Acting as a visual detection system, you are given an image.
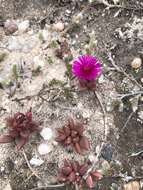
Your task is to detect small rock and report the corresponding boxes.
[101,143,113,161]
[38,143,53,155]
[33,56,45,69]
[113,0,120,4]
[101,160,111,175]
[4,20,18,35]
[88,154,96,163]
[141,77,143,83]
[131,57,142,69]
[52,141,58,146]
[53,22,64,31]
[98,74,105,84]
[30,157,44,166]
[40,128,53,140]
[38,30,49,41]
[1,166,5,172]
[18,20,29,33]
[72,13,83,24]
[4,184,12,190]
[138,111,143,120]
[123,181,140,190]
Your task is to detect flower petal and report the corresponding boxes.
[71,161,79,172]
[15,137,28,150]
[79,136,90,151]
[20,130,30,138]
[74,142,82,154]
[64,159,72,167]
[68,118,75,130]
[62,167,72,175]
[0,135,14,143]
[68,171,76,182]
[86,175,94,188]
[79,164,88,175]
[64,137,72,145]
[75,123,84,135]
[63,126,71,136]
[91,171,103,180]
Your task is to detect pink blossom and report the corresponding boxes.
[72,55,101,81]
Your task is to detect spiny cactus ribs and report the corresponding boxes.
[0,112,39,149]
[58,159,103,188]
[56,118,90,154]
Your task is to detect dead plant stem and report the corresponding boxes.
[107,52,143,89]
[22,148,41,180]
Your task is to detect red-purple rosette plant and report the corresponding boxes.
[0,112,39,150]
[58,159,103,189]
[72,55,102,91]
[55,118,90,154]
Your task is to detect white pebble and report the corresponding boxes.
[38,143,53,155]
[53,22,64,31]
[40,128,53,140]
[88,154,96,162]
[72,13,83,24]
[1,166,5,172]
[131,57,142,69]
[4,184,12,190]
[138,111,143,120]
[52,141,58,146]
[30,157,44,166]
[18,20,30,33]
[33,56,45,69]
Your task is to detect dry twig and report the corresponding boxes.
[83,142,104,179]
[94,91,107,141]
[107,52,143,89]
[116,91,143,99]
[121,112,134,133]
[129,150,143,157]
[22,148,41,180]
[90,0,143,10]
[30,183,65,190]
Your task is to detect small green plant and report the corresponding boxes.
[49,78,64,87]
[63,87,73,100]
[48,40,58,48]
[0,52,7,62]
[32,66,41,76]
[38,32,44,42]
[12,64,18,80]
[46,56,53,65]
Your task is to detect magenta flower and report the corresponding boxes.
[72,55,101,81]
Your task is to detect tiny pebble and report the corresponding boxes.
[4,20,18,35]
[38,143,53,155]
[18,20,30,33]
[131,57,142,69]
[1,166,5,172]
[30,157,44,166]
[53,22,64,31]
[40,128,53,140]
[88,154,96,162]
[4,184,12,190]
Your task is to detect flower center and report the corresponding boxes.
[83,65,90,71]
[83,65,92,74]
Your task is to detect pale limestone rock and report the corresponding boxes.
[40,128,53,140]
